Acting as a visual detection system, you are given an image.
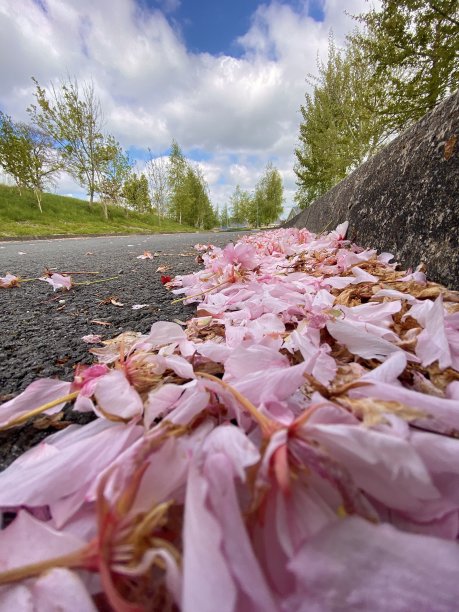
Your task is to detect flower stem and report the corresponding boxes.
[171,280,230,304]
[196,372,277,437]
[0,545,94,586]
[0,391,79,431]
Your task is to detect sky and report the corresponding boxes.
[0,0,374,217]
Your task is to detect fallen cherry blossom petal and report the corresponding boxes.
[1,222,459,611]
[39,273,72,291]
[0,379,72,429]
[81,334,102,344]
[0,274,20,288]
[288,516,459,611]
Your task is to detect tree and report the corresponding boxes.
[294,35,388,208]
[0,112,61,212]
[166,141,217,229]
[122,173,151,214]
[145,151,169,223]
[28,77,105,203]
[253,163,284,226]
[185,164,216,229]
[96,136,132,218]
[229,185,252,225]
[220,204,229,228]
[351,0,459,133]
[167,140,189,224]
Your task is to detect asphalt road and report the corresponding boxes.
[0,231,247,397]
[0,231,250,469]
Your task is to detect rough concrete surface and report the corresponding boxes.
[285,91,459,288]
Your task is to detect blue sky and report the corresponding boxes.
[147,0,326,56]
[0,0,370,215]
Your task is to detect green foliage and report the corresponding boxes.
[123,173,151,214]
[351,0,459,132]
[294,36,387,208]
[167,140,189,225]
[253,162,284,226]
[167,141,217,229]
[96,136,133,217]
[0,112,62,212]
[219,204,229,227]
[0,184,194,237]
[229,185,252,225]
[28,77,106,203]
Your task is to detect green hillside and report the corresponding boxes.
[0,185,195,238]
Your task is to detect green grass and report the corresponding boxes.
[0,184,195,238]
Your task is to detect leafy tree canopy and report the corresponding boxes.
[0,112,61,212]
[294,35,388,208]
[350,0,459,132]
[28,77,106,203]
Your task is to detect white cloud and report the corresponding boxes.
[0,0,373,216]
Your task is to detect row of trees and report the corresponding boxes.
[0,77,284,229]
[0,79,135,217]
[294,0,459,208]
[220,163,284,228]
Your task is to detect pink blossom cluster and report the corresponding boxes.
[1,223,459,610]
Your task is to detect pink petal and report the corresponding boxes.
[32,569,97,612]
[414,296,452,369]
[0,379,72,428]
[40,273,72,291]
[288,516,459,611]
[94,369,143,419]
[0,419,142,509]
[350,379,459,434]
[0,510,85,572]
[308,423,440,515]
[144,383,185,427]
[145,321,187,347]
[232,362,307,405]
[0,273,20,288]
[225,344,289,379]
[327,318,408,362]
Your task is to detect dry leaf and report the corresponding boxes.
[137,251,153,259]
[156,265,170,273]
[33,412,67,430]
[444,135,457,160]
[338,396,425,427]
[90,320,112,326]
[89,331,142,363]
[110,299,124,307]
[102,331,142,346]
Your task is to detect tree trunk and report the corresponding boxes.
[34,188,43,213]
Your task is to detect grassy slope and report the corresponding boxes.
[0,185,195,238]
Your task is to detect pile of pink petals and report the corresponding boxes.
[1,222,459,611]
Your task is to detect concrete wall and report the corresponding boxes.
[284,91,459,288]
